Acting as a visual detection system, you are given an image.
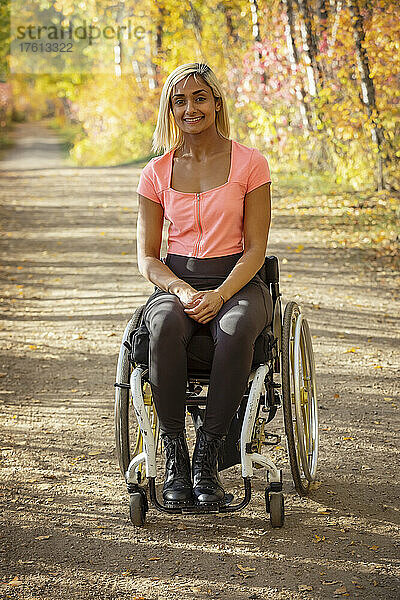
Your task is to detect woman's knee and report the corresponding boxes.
[145,297,190,340]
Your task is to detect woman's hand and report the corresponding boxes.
[183,290,224,324]
[169,281,203,309]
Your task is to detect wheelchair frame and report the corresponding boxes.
[114,255,319,527]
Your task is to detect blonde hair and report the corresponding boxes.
[152,62,230,155]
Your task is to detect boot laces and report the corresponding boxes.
[195,436,220,478]
[164,436,190,483]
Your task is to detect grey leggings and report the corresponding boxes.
[143,252,273,436]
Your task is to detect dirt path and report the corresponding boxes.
[0,122,399,600]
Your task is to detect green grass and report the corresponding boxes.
[272,171,400,269]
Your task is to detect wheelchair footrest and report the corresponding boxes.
[148,477,251,515]
[182,503,221,514]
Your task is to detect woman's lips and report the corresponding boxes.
[184,116,204,122]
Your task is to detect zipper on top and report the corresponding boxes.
[193,192,203,257]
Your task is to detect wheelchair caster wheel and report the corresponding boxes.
[129,492,147,526]
[269,492,284,528]
[265,488,271,513]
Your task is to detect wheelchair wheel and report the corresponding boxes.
[281,301,319,496]
[115,306,160,484]
[129,492,147,526]
[269,492,285,528]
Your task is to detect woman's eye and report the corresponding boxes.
[174,97,206,105]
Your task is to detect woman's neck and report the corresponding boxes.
[177,130,229,161]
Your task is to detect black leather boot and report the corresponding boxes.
[161,430,193,506]
[192,427,226,504]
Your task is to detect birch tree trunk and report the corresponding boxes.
[281,0,313,133]
[154,2,167,88]
[318,0,329,35]
[249,0,267,86]
[347,0,386,189]
[187,0,206,61]
[220,0,240,44]
[296,0,323,94]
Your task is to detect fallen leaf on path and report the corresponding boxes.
[35,535,52,540]
[313,534,326,542]
[368,545,379,550]
[149,557,160,561]
[334,393,340,399]
[6,577,23,586]
[309,481,322,490]
[342,436,354,440]
[237,564,256,572]
[298,584,313,591]
[28,344,37,350]
[345,347,360,353]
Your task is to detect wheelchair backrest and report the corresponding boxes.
[257,255,280,286]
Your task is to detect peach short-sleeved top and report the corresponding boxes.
[136,139,271,259]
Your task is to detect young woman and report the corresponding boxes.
[136,62,273,507]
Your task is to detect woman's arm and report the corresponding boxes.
[136,194,198,300]
[184,182,271,323]
[216,181,271,300]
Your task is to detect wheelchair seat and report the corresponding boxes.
[185,322,275,374]
[186,255,279,374]
[131,256,280,377]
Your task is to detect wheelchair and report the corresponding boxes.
[114,255,319,528]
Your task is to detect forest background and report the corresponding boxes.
[0,0,399,268]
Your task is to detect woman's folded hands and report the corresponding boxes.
[168,280,224,324]
[182,290,224,324]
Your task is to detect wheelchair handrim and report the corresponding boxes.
[293,315,318,482]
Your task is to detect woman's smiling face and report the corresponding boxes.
[170,74,221,134]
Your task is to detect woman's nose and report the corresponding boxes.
[184,99,198,115]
